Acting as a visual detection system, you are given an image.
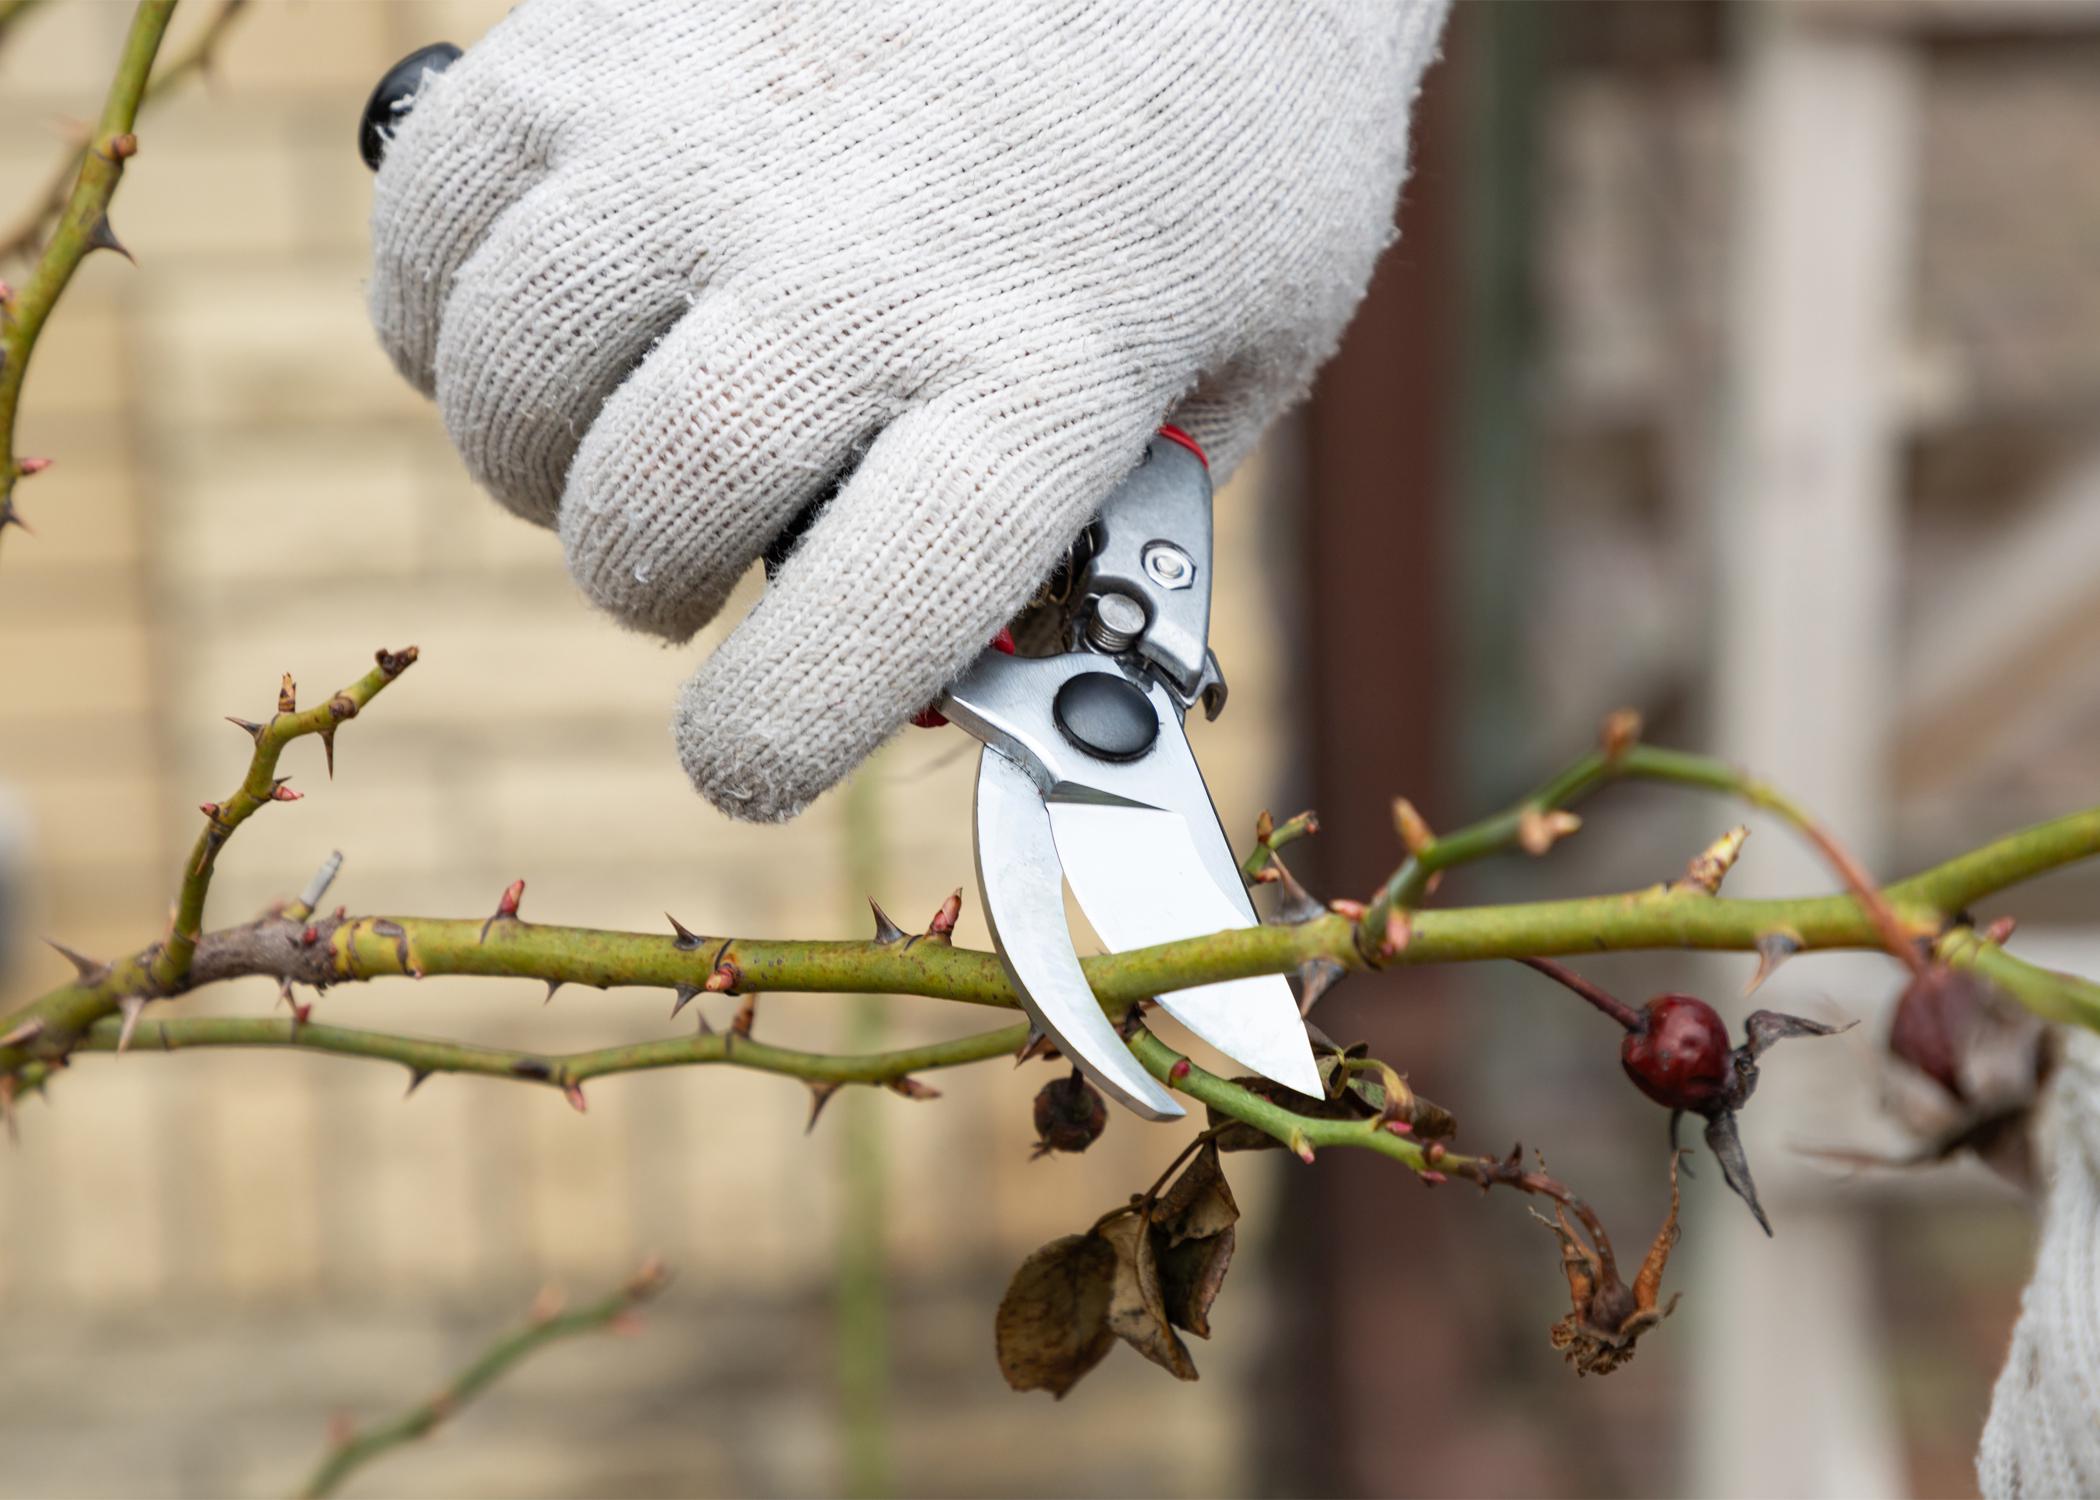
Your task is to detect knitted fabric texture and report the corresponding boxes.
[369,0,1449,820]
[1979,1027,2100,1498]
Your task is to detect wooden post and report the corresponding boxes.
[1695,9,1920,1496]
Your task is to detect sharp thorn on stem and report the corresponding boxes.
[665,913,703,951]
[543,980,563,1006]
[669,984,700,1021]
[805,1081,843,1133]
[1744,930,1804,997]
[85,214,133,263]
[868,899,906,945]
[404,1069,431,1098]
[115,996,145,1055]
[0,1016,45,1049]
[44,937,107,983]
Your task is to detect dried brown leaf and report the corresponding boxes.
[994,1233,1118,1398]
[1098,1212,1197,1381]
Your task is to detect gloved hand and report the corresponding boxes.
[1978,1027,2100,1497]
[368,0,1449,821]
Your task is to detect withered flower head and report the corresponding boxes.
[1533,1152,1685,1378]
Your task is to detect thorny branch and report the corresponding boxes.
[3,652,2099,1384]
[296,1258,672,1500]
[0,0,248,266]
[1,652,2095,1170]
[0,0,176,544]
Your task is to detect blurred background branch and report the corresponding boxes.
[297,1257,672,1500]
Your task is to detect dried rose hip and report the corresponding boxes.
[1033,1068,1108,1158]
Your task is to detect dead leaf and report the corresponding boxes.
[1152,1142,1239,1247]
[994,1234,1118,1398]
[1099,1211,1197,1381]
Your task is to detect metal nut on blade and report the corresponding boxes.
[1142,542,1194,591]
[1085,591,1148,654]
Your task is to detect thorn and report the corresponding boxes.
[0,1017,44,1049]
[1982,915,2018,946]
[563,1081,587,1114]
[805,1081,842,1132]
[44,938,106,982]
[1677,825,1751,896]
[112,995,145,1054]
[730,993,758,1036]
[1601,708,1643,760]
[886,1076,941,1101]
[668,984,701,1021]
[1013,1027,1059,1065]
[1168,1057,1191,1083]
[319,728,336,780]
[278,673,297,714]
[543,980,563,1006]
[404,1069,431,1097]
[14,456,52,478]
[868,899,906,945]
[0,502,30,535]
[1743,929,1804,998]
[224,715,263,741]
[84,214,133,262]
[665,913,704,951]
[1517,806,1582,856]
[926,889,963,942]
[1392,797,1435,857]
[1294,958,1346,1016]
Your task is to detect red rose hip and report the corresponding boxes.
[1621,994,1734,1112]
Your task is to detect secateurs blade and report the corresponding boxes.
[939,430,1321,1120]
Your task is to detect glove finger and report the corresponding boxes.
[672,378,1156,822]
[558,287,899,642]
[1168,347,1324,481]
[367,25,573,395]
[436,172,712,526]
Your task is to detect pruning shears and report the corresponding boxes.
[932,430,1319,1117]
[363,50,1321,1119]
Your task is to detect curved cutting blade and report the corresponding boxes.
[973,747,1184,1121]
[1048,711,1324,1099]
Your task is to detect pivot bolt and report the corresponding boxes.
[1085,591,1147,654]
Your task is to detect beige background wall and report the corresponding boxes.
[0,4,1295,1494]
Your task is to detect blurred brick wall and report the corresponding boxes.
[0,4,1293,1494]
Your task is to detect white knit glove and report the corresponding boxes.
[1979,1027,2100,1497]
[368,0,1448,820]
